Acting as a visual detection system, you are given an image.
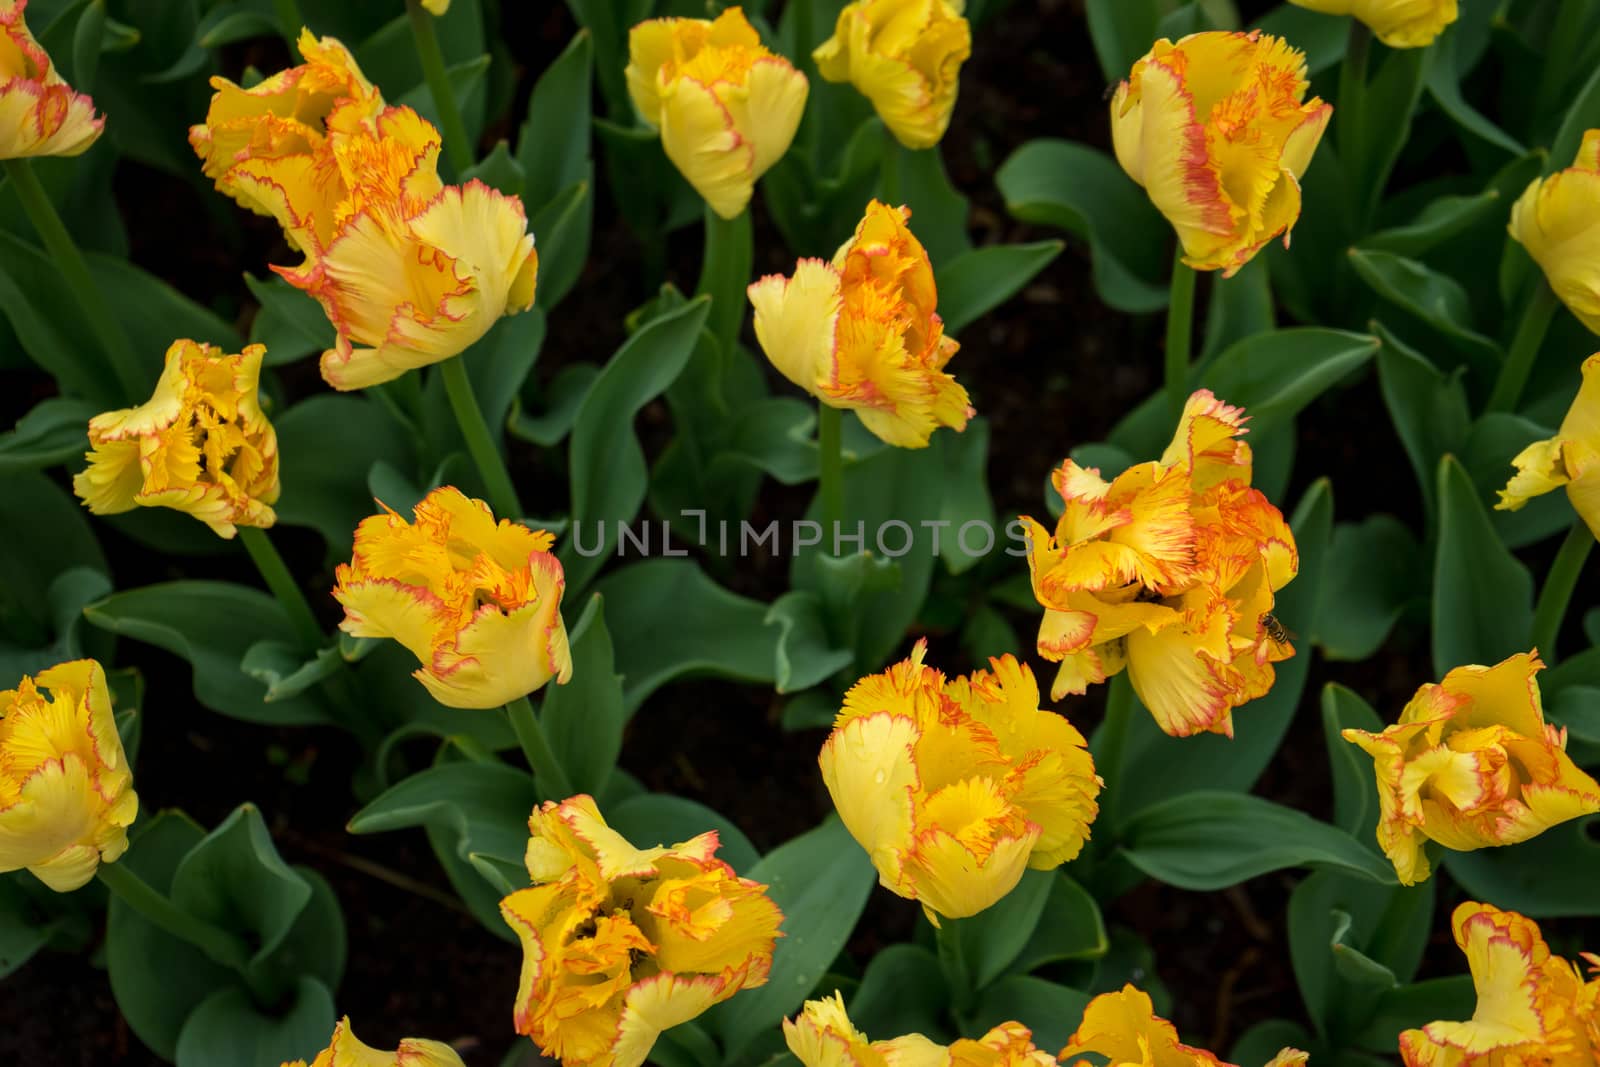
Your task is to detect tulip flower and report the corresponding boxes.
[1062,986,1308,1067]
[625,7,808,219]
[1510,130,1600,337]
[785,991,1056,1067]
[1342,651,1600,886]
[283,1017,465,1067]
[1399,903,1599,1066]
[819,642,1100,922]
[73,339,280,539]
[422,0,449,12]
[1111,31,1331,276]
[1021,391,1299,737]
[749,200,972,448]
[189,30,382,240]
[0,0,103,159]
[1286,0,1458,48]
[1497,352,1600,540]
[333,486,570,709]
[0,660,137,892]
[813,0,971,150]
[499,795,782,1067]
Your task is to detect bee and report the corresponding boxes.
[1260,613,1296,644]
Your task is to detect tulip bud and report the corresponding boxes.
[1510,130,1600,338]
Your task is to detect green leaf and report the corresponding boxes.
[594,560,777,715]
[0,470,106,641]
[0,875,64,979]
[509,363,600,448]
[1011,873,1108,974]
[1083,0,1165,82]
[1361,190,1505,259]
[1352,47,1426,218]
[0,395,96,474]
[849,945,951,1043]
[704,818,876,1057]
[605,793,760,875]
[274,394,414,553]
[559,295,710,590]
[518,30,593,208]
[767,591,854,694]
[1462,413,1572,550]
[243,273,334,367]
[1347,250,1500,385]
[996,139,1169,313]
[944,868,1055,991]
[1424,29,1524,157]
[347,760,537,938]
[1432,455,1534,676]
[968,976,1090,1054]
[936,418,997,575]
[541,595,623,797]
[1322,684,1385,842]
[0,566,112,689]
[170,805,311,972]
[1354,978,1474,1054]
[395,53,493,151]
[174,977,335,1067]
[1201,255,1274,361]
[83,582,336,727]
[936,241,1062,334]
[1314,517,1422,662]
[529,174,594,312]
[1374,322,1470,523]
[240,641,344,703]
[71,0,107,93]
[195,9,280,49]
[462,139,525,196]
[93,250,242,370]
[1231,1020,1315,1066]
[1119,791,1399,889]
[1443,815,1600,917]
[1549,63,1600,175]
[876,139,970,265]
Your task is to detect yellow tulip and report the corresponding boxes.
[786,991,1055,1067]
[1399,903,1599,1066]
[0,660,137,892]
[1062,986,1307,1067]
[282,1017,465,1067]
[1497,352,1600,540]
[626,7,808,219]
[819,642,1100,923]
[813,0,971,150]
[1342,651,1600,886]
[1111,31,1331,276]
[422,0,450,12]
[0,0,103,159]
[189,30,382,241]
[1286,0,1457,48]
[499,794,783,1067]
[1510,130,1600,337]
[748,199,972,448]
[73,339,280,539]
[333,486,570,709]
[1021,391,1299,737]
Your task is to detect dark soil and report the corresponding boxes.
[8,1,1600,1065]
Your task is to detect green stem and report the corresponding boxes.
[406,0,473,176]
[507,695,573,800]
[1096,674,1135,827]
[817,402,844,555]
[1164,250,1196,424]
[1530,521,1593,663]
[272,0,304,44]
[1337,21,1371,201]
[238,526,324,653]
[694,203,754,361]
[440,356,523,520]
[1487,282,1559,413]
[2,158,145,403]
[934,919,974,1015]
[97,863,276,1002]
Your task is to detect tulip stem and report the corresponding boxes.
[817,402,844,554]
[2,158,145,404]
[1337,22,1371,201]
[934,919,974,1013]
[406,0,473,176]
[1164,250,1196,424]
[272,0,304,44]
[239,526,325,653]
[440,357,524,520]
[695,204,754,361]
[97,863,275,1002]
[1096,674,1135,827]
[507,695,573,800]
[1531,521,1593,663]
[1487,282,1559,413]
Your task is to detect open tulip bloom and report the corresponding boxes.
[0,0,103,159]
[785,991,1055,1067]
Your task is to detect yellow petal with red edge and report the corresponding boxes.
[783,991,889,1067]
[1125,592,1236,737]
[904,776,1038,921]
[332,576,445,665]
[1061,984,1229,1067]
[732,55,808,179]
[748,259,843,395]
[658,74,752,220]
[418,562,571,709]
[819,712,920,892]
[1287,0,1458,49]
[612,971,731,1067]
[1438,651,1546,739]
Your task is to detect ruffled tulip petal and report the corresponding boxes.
[813,0,970,150]
[1287,0,1459,48]
[0,0,103,159]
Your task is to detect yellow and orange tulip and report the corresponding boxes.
[785,992,1056,1067]
[625,7,808,219]
[1399,902,1599,1066]
[1287,0,1458,48]
[819,642,1100,922]
[499,795,783,1067]
[1342,651,1600,886]
[1021,391,1299,737]
[749,199,972,448]
[1111,31,1331,276]
[1497,352,1600,540]
[282,1017,464,1067]
[0,660,137,892]
[0,0,103,159]
[1511,130,1600,337]
[73,339,280,539]
[813,0,971,150]
[332,486,571,709]
[1062,986,1308,1067]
